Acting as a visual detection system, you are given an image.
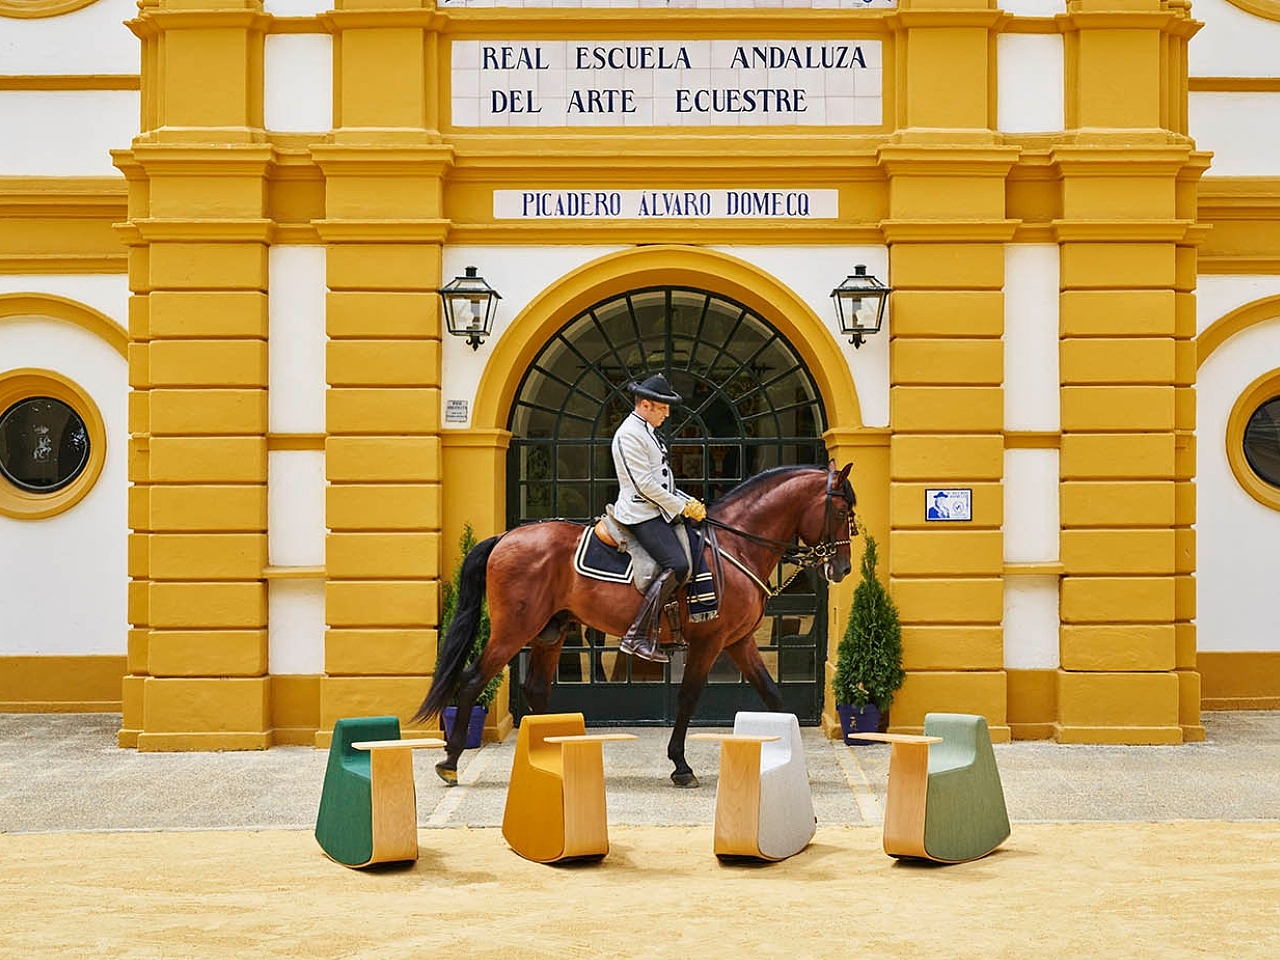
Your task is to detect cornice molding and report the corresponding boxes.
[115,218,274,244]
[312,218,452,243]
[1051,219,1197,243]
[879,219,1019,243]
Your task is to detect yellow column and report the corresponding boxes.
[116,1,273,750]
[1053,0,1203,743]
[877,0,1016,739]
[314,0,452,743]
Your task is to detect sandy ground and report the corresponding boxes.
[3,822,1278,959]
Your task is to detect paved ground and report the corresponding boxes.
[2,710,1278,834]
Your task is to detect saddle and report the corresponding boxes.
[573,506,721,624]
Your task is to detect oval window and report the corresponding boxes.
[0,396,91,493]
[1243,396,1280,489]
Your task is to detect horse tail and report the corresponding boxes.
[413,535,502,723]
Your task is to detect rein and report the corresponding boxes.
[700,468,857,598]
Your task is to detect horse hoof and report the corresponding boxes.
[671,772,700,789]
[435,764,458,786]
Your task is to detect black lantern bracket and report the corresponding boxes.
[440,265,501,350]
[830,264,890,349]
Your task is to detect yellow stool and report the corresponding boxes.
[501,713,636,863]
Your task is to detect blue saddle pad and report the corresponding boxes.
[572,523,720,622]
[573,526,633,583]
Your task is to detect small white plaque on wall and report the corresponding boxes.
[493,189,838,219]
[925,488,972,522]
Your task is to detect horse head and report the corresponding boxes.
[797,461,856,584]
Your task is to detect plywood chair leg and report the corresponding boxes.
[711,739,764,858]
[559,739,610,859]
[368,747,419,864]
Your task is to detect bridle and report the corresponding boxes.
[700,465,857,597]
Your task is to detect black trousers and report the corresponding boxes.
[630,516,690,584]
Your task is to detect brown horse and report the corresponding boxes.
[413,462,857,787]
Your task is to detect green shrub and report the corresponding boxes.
[440,524,502,708]
[832,535,904,711]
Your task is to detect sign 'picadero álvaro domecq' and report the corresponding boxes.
[451,40,883,127]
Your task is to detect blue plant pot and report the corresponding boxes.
[443,705,488,749]
[837,703,881,745]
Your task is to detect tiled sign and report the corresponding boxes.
[452,40,882,127]
[494,188,839,218]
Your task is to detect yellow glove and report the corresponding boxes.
[681,498,707,522]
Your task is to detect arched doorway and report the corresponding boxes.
[506,285,828,725]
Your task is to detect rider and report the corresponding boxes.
[611,374,708,663]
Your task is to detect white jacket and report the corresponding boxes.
[611,412,690,524]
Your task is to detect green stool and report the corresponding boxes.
[855,712,1010,863]
[314,716,444,868]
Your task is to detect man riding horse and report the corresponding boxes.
[611,374,707,663]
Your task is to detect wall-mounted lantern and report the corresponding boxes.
[440,265,501,350]
[830,264,890,349]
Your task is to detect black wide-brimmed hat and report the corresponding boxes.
[627,374,682,405]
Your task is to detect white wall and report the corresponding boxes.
[0,0,139,75]
[0,91,139,177]
[0,318,128,656]
[1004,244,1060,431]
[1189,0,1280,78]
[268,245,327,435]
[268,450,326,567]
[1003,576,1060,669]
[264,35,333,133]
[1189,93,1280,178]
[1197,276,1280,335]
[0,275,129,323]
[1196,314,1280,653]
[268,580,325,675]
[997,34,1064,134]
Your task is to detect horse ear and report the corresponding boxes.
[838,462,853,484]
[827,458,837,471]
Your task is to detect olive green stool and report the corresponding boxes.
[855,712,1010,863]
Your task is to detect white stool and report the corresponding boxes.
[692,711,816,861]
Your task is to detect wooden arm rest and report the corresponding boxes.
[688,733,781,743]
[843,733,943,745]
[351,738,447,751]
[543,734,639,744]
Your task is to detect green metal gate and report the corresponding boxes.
[506,286,828,725]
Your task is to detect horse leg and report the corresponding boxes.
[522,616,569,714]
[667,642,720,788]
[436,665,490,785]
[724,637,785,712]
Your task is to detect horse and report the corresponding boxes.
[412,461,858,787]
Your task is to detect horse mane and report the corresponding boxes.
[711,464,827,510]
[711,463,856,512]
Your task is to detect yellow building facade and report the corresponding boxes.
[2,0,1279,749]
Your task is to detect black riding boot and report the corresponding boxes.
[620,569,679,663]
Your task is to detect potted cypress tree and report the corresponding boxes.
[440,524,502,748]
[833,534,905,745]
